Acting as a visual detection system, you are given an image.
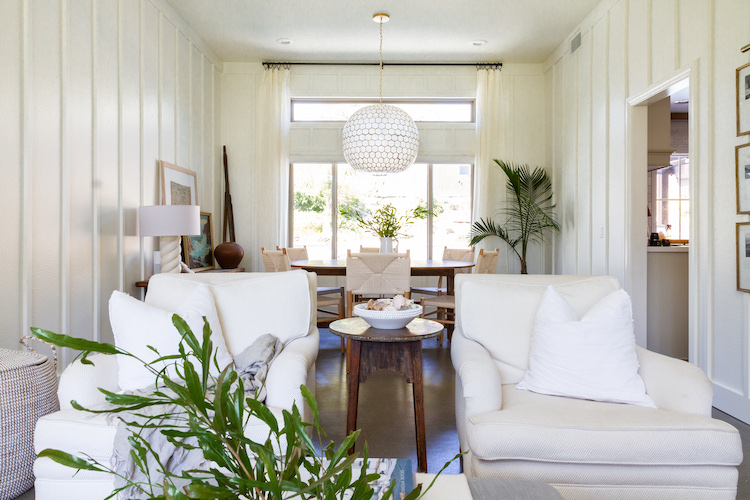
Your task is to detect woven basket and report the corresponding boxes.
[0,348,59,500]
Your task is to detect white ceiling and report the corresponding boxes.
[166,0,602,64]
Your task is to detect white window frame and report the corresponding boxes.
[289,163,474,259]
[290,98,476,123]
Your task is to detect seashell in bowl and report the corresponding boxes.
[353,302,422,329]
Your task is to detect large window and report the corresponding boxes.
[291,99,475,122]
[649,155,689,241]
[290,163,473,260]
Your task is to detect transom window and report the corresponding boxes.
[291,99,475,122]
[290,163,473,260]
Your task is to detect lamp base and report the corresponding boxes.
[159,235,182,273]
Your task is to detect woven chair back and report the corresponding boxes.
[282,246,308,261]
[346,251,411,295]
[474,249,499,274]
[261,248,291,272]
[359,246,380,253]
[443,247,475,274]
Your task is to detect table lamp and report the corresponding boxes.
[138,205,201,274]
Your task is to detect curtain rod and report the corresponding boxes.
[263,62,502,69]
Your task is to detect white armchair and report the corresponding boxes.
[33,271,320,500]
[452,274,742,500]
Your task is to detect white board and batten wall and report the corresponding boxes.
[221,63,548,274]
[545,0,750,421]
[1,0,223,367]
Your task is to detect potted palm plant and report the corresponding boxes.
[470,160,560,274]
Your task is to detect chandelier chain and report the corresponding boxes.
[379,18,383,104]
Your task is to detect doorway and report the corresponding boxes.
[626,67,697,366]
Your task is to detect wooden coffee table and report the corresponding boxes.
[328,317,444,473]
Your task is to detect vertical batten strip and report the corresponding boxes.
[59,0,69,367]
[674,0,681,71]
[646,0,652,86]
[139,0,145,281]
[117,0,124,291]
[91,0,100,342]
[588,29,595,276]
[604,11,611,274]
[157,12,162,183]
[174,26,178,163]
[21,0,32,345]
[704,0,715,381]
[188,41,192,172]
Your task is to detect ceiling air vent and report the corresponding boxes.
[570,32,581,53]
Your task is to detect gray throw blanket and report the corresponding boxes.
[111,334,283,499]
[233,333,284,403]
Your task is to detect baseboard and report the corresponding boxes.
[713,383,750,425]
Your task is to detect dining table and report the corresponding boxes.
[289,258,474,296]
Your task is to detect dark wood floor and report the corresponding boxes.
[14,328,750,499]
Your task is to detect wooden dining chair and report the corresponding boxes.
[411,246,475,297]
[261,247,291,272]
[420,248,499,344]
[276,247,346,335]
[358,245,380,253]
[344,249,411,371]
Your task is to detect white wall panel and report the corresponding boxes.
[576,33,593,275]
[0,0,23,352]
[545,0,750,421]
[31,0,62,339]
[159,16,175,164]
[176,33,190,169]
[591,16,609,276]
[2,0,222,363]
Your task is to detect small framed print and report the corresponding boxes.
[738,223,750,292]
[160,161,198,205]
[737,144,750,213]
[182,212,214,271]
[737,62,750,137]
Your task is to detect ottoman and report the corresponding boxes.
[0,348,59,499]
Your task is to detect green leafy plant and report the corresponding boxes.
[32,318,456,499]
[470,160,560,274]
[294,191,327,213]
[339,203,434,238]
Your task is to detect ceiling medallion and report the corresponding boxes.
[342,13,419,174]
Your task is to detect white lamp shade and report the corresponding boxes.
[138,205,201,237]
[342,103,419,174]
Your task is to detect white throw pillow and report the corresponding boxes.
[109,284,233,391]
[516,285,655,408]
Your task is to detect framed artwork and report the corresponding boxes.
[737,222,750,292]
[160,161,198,205]
[183,212,214,271]
[738,143,750,213]
[737,62,750,137]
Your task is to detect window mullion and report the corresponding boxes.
[427,164,433,260]
[331,163,338,259]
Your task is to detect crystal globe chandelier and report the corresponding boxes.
[342,13,419,174]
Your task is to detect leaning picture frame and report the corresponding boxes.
[738,144,750,213]
[160,161,198,205]
[737,62,750,137]
[737,222,750,292]
[183,212,214,271]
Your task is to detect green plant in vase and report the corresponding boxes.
[340,203,434,251]
[32,317,456,499]
[470,160,560,274]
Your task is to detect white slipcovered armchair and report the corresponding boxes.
[33,271,320,500]
[452,274,742,500]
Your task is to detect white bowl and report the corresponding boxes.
[353,303,422,329]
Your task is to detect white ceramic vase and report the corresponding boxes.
[380,237,398,253]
